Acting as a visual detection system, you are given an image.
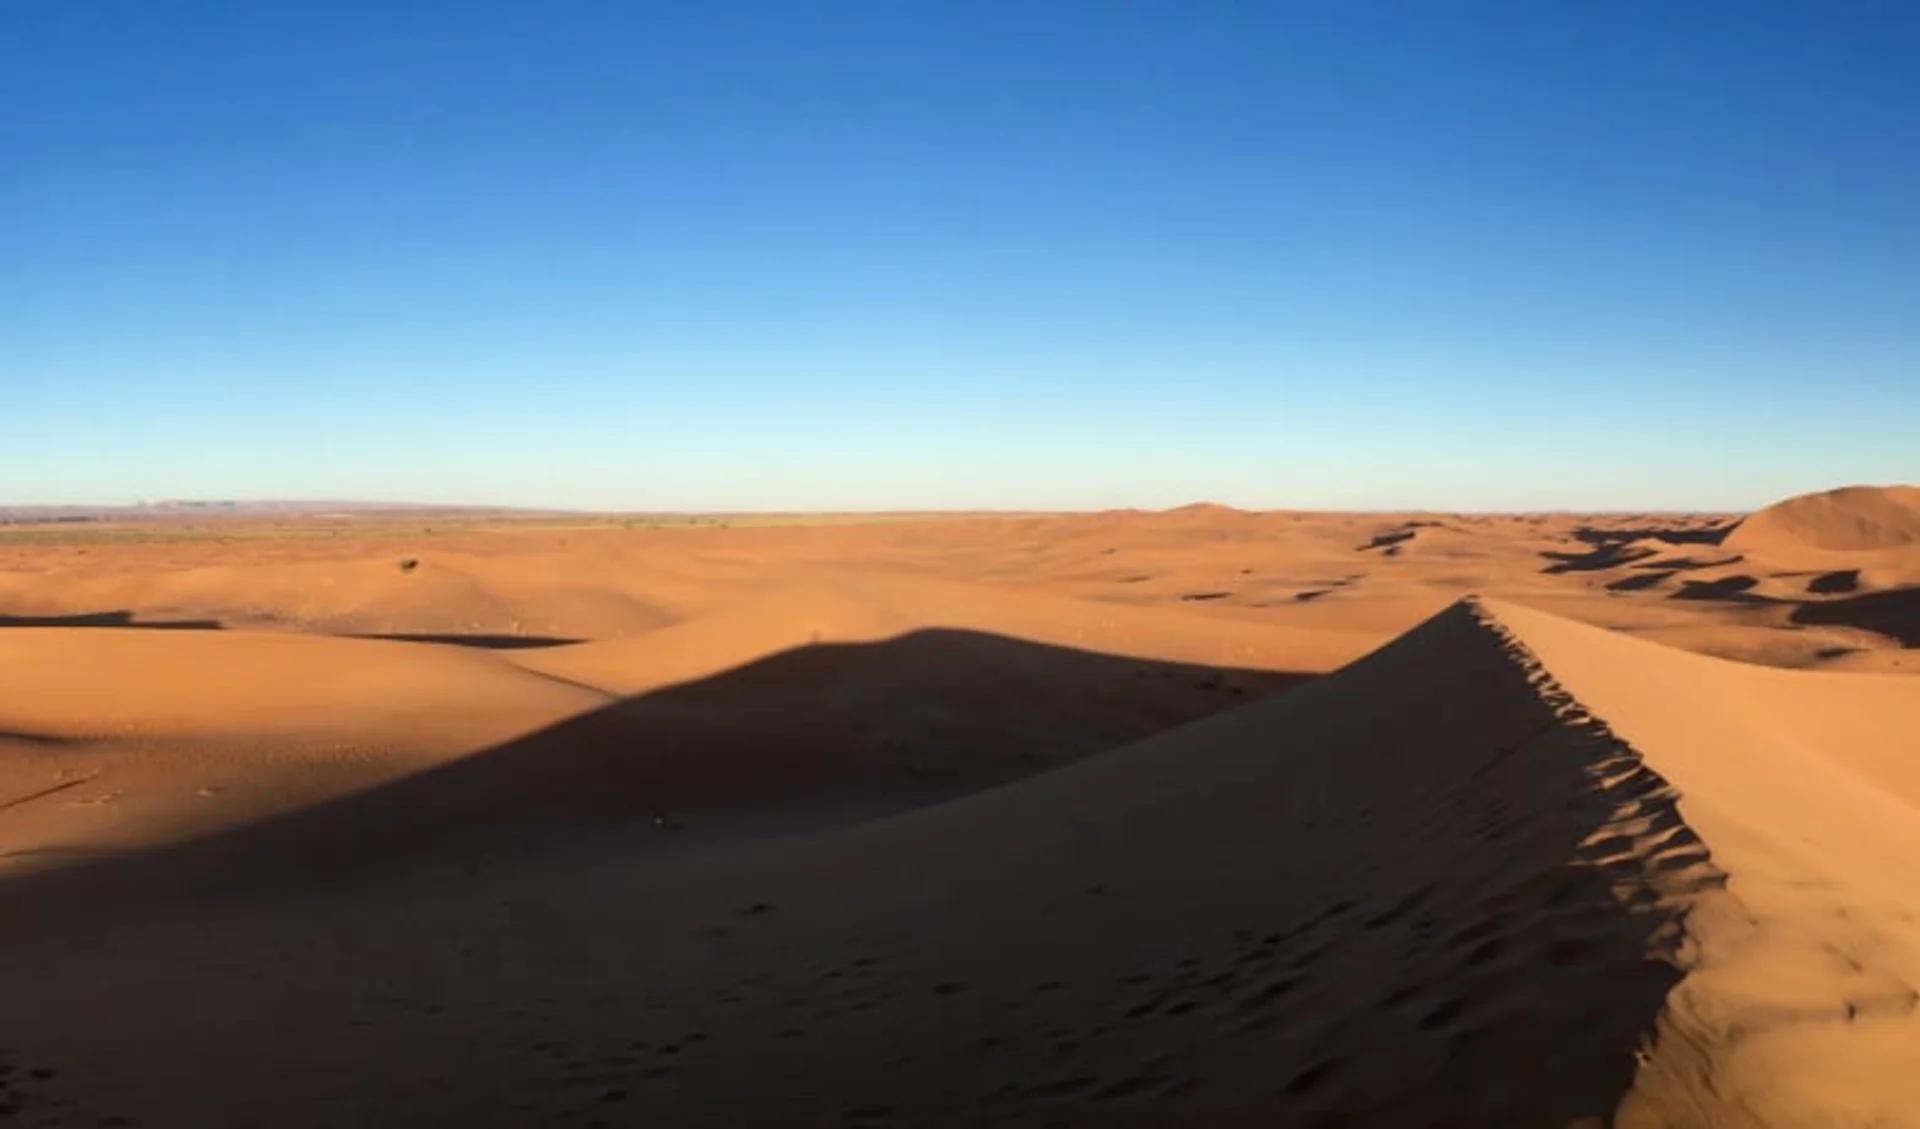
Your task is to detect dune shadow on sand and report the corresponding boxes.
[0,628,1307,924]
[1790,586,1920,646]
[1540,522,1735,574]
[345,632,585,649]
[1656,576,1920,646]
[0,609,224,630]
[1542,543,1660,573]
[1670,575,1764,602]
[1569,523,1733,548]
[0,606,1743,1129]
[0,608,1722,1126]
[1806,569,1861,595]
[0,613,583,650]
[1357,528,1416,552]
[1604,569,1676,592]
[1538,526,1918,649]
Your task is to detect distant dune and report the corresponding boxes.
[1729,484,1920,552]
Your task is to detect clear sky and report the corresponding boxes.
[5,2,1916,512]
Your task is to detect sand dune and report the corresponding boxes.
[1729,484,1920,553]
[0,594,1916,1125]
[511,576,1371,697]
[0,626,605,741]
[0,627,615,865]
[1728,483,1920,552]
[1,498,1917,1125]
[0,629,1301,913]
[1490,601,1920,1125]
[2,501,1912,668]
[0,568,1355,878]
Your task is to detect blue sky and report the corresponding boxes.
[5,2,1916,511]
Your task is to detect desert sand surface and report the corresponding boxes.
[0,485,1917,1126]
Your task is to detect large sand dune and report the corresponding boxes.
[0,599,1915,1125]
[1728,484,1920,553]
[0,500,1916,1125]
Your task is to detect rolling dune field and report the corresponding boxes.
[0,486,1915,1126]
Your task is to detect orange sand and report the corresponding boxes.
[0,486,1914,1125]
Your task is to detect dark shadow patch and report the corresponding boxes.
[345,633,583,650]
[1636,554,1742,572]
[0,731,78,748]
[0,610,223,631]
[1358,529,1416,552]
[1807,569,1861,596]
[1570,524,1732,547]
[0,775,98,815]
[1671,575,1762,602]
[0,630,1309,924]
[1539,522,1736,577]
[1791,587,1920,647]
[1605,571,1674,593]
[1541,545,1659,574]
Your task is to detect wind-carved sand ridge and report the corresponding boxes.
[0,494,1916,1125]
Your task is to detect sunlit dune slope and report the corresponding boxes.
[0,626,607,742]
[1728,483,1920,553]
[1490,599,1920,1126]
[510,576,1372,696]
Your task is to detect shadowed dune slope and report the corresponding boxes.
[0,630,1301,911]
[0,568,1354,874]
[13,601,1917,1124]
[1728,484,1920,552]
